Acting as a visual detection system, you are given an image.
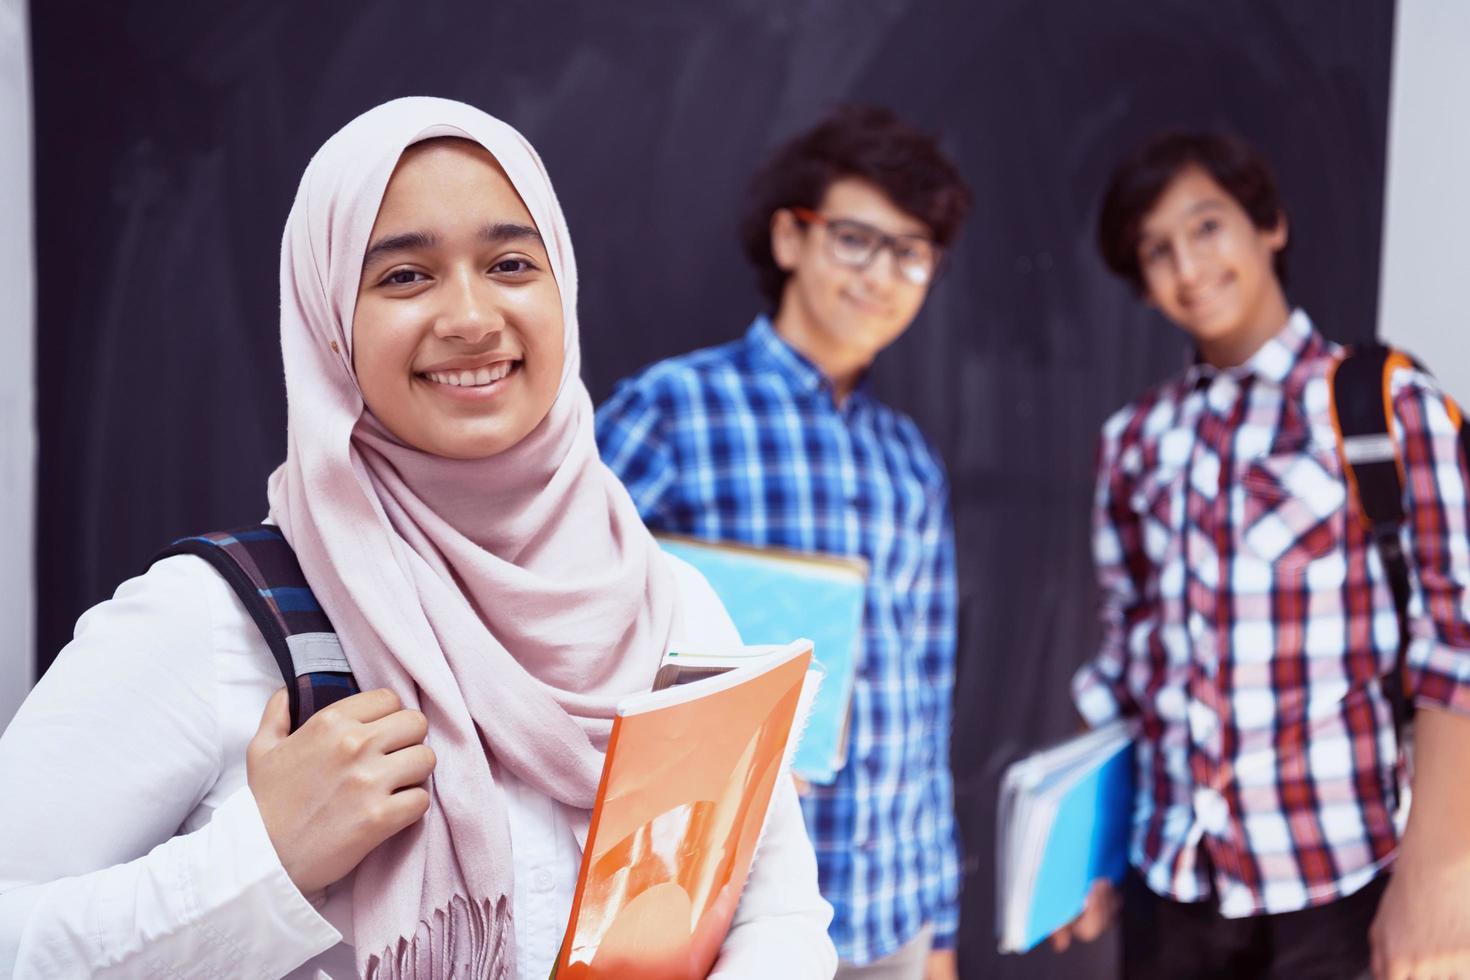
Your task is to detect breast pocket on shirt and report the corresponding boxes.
[1238,447,1346,569]
[1128,464,1185,566]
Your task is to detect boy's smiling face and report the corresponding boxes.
[770,178,935,378]
[1136,166,1290,367]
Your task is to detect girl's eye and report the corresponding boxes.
[491,257,535,276]
[381,268,426,286]
[1197,218,1220,237]
[1142,241,1170,265]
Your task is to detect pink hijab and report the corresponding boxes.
[266,97,677,978]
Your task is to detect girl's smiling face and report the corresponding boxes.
[353,138,565,459]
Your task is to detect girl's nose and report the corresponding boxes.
[434,270,502,344]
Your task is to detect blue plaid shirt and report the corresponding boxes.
[595,316,961,964]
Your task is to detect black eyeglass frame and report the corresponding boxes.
[789,206,946,285]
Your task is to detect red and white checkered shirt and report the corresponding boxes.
[1073,310,1470,917]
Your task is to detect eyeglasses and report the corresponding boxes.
[791,207,941,286]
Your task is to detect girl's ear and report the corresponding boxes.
[769,209,803,273]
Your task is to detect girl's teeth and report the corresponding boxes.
[424,363,516,387]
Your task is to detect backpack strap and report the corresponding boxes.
[152,524,360,731]
[1329,344,1416,741]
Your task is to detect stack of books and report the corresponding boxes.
[656,535,866,784]
[551,640,819,979]
[996,721,1135,954]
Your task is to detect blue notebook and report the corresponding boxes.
[657,535,867,784]
[997,722,1135,953]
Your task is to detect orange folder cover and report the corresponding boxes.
[551,640,814,980]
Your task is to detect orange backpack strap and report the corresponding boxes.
[1328,343,1415,740]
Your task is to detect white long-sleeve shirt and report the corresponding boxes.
[0,551,836,979]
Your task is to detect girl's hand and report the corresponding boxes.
[246,687,436,895]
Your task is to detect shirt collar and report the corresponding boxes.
[745,315,834,399]
[1183,308,1321,389]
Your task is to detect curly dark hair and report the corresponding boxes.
[739,106,972,309]
[1097,130,1289,293]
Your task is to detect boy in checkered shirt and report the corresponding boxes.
[1052,131,1470,979]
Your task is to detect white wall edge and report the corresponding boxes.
[0,0,33,731]
[1377,0,1470,400]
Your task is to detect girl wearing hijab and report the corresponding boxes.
[0,98,837,980]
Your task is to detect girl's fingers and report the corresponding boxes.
[365,708,430,754]
[320,687,404,725]
[250,688,292,749]
[380,742,437,791]
[380,786,433,836]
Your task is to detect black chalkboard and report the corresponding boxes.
[31,2,1395,975]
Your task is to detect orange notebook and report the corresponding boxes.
[550,640,816,980]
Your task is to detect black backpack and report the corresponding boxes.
[153,525,360,731]
[1329,343,1470,744]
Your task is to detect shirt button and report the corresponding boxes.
[534,869,554,892]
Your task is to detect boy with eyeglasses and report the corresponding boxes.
[1052,130,1470,978]
[596,106,972,980]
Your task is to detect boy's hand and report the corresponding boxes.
[1371,851,1470,979]
[1371,707,1470,980]
[247,687,436,895]
[1050,879,1120,952]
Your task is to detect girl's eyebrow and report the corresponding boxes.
[362,224,543,269]
[481,222,542,247]
[362,230,438,268]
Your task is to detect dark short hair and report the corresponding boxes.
[1097,131,1288,293]
[739,105,972,308]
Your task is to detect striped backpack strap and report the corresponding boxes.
[152,524,360,731]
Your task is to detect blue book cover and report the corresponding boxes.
[998,725,1134,953]
[657,535,867,784]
